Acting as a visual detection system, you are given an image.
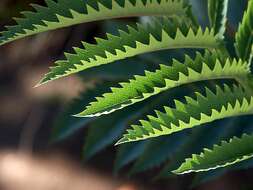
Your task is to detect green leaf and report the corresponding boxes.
[117,84,253,144]
[37,17,221,86]
[208,0,228,36]
[156,117,243,179]
[83,82,184,159]
[77,50,250,117]
[173,133,253,174]
[0,0,188,46]
[235,0,253,61]
[113,85,197,172]
[191,116,253,187]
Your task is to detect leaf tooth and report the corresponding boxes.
[4,24,25,35]
[174,99,187,113]
[249,96,253,109]
[161,28,172,41]
[224,83,233,93]
[153,111,169,126]
[214,84,225,96]
[147,115,165,130]
[173,27,186,40]
[20,10,34,19]
[188,116,201,126]
[184,53,194,64]
[204,86,216,99]
[185,95,198,106]
[199,111,211,121]
[176,72,188,83]
[149,32,161,44]
[234,98,243,111]
[172,59,187,71]
[241,97,251,111]
[178,119,189,128]
[104,50,116,58]
[12,17,26,25]
[132,125,145,137]
[195,91,208,105]
[127,24,139,34]
[222,58,232,72]
[186,26,197,38]
[85,2,101,14]
[30,3,47,12]
[225,102,234,114]
[139,120,155,134]
[169,122,180,132]
[186,67,201,78]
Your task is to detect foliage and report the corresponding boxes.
[0,0,188,45]
[1,0,253,186]
[117,84,253,144]
[77,50,249,117]
[174,133,253,174]
[208,0,228,36]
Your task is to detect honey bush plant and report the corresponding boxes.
[1,0,253,186]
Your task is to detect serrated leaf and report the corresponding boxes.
[0,0,189,46]
[113,84,197,172]
[77,50,250,117]
[83,82,186,159]
[118,84,253,144]
[156,117,243,179]
[235,0,253,61]
[37,17,221,86]
[173,133,253,174]
[191,116,253,187]
[208,0,228,36]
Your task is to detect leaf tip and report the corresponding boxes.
[171,168,182,175]
[72,113,84,118]
[171,167,189,175]
[72,110,95,118]
[34,77,49,88]
[115,137,128,146]
[34,82,42,88]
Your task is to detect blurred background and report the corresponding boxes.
[0,0,252,189]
